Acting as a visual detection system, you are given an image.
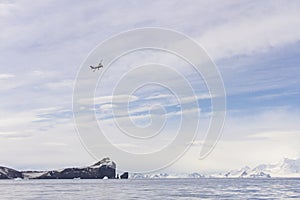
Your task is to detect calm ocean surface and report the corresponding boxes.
[0,178,299,199]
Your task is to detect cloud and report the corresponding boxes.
[251,91,299,101]
[43,142,67,147]
[248,130,300,140]
[0,73,15,79]
[45,79,74,90]
[0,1,16,17]
[144,94,172,100]
[80,94,139,105]
[165,107,201,118]
[198,1,300,60]
[0,131,31,139]
[168,108,300,172]
[99,103,116,110]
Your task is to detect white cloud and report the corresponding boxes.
[43,142,67,147]
[144,94,172,100]
[169,109,300,172]
[45,79,74,90]
[99,103,116,110]
[248,130,300,140]
[165,107,201,118]
[0,73,15,79]
[33,106,67,114]
[0,1,16,17]
[251,91,299,101]
[199,3,300,60]
[80,95,139,105]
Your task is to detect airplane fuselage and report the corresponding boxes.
[90,65,103,71]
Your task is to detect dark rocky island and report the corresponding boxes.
[0,166,23,179]
[0,157,128,180]
[120,172,129,179]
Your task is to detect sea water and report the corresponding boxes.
[0,178,299,199]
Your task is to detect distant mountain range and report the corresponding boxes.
[130,172,205,179]
[130,158,300,179]
[222,157,300,178]
[1,157,299,179]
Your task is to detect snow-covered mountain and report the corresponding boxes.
[253,157,300,177]
[130,158,300,179]
[224,166,271,178]
[130,172,205,179]
[224,158,300,178]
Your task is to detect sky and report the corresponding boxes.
[0,0,300,173]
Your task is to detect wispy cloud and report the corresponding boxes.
[251,91,299,101]
[0,73,15,79]
[199,1,300,60]
[248,130,300,140]
[45,79,74,90]
[80,94,139,105]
